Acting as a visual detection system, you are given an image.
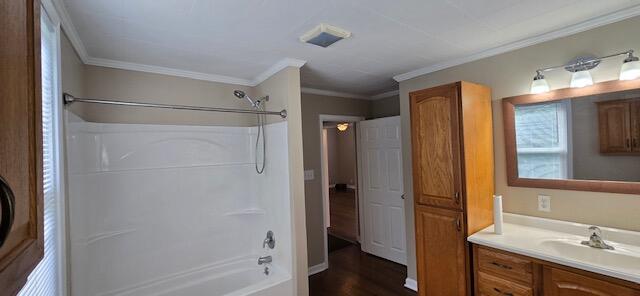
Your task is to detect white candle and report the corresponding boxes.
[493,195,503,235]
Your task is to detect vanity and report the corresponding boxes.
[469,214,640,296]
[468,77,640,296]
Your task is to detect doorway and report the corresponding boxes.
[319,115,364,262]
[317,115,407,267]
[324,122,359,245]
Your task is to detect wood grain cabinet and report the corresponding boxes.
[597,99,640,153]
[473,245,640,296]
[0,0,45,294]
[410,82,495,295]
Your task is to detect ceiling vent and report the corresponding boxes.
[300,23,351,48]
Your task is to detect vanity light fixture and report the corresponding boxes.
[620,51,640,80]
[336,123,349,132]
[570,70,594,88]
[529,50,639,94]
[530,71,550,94]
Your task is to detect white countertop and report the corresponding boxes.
[468,213,640,284]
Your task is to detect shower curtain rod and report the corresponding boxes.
[62,93,288,118]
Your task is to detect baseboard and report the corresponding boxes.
[404,278,418,291]
[308,262,328,276]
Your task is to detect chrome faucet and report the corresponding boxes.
[581,226,614,250]
[263,230,275,249]
[258,255,272,265]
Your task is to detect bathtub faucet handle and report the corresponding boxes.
[263,230,275,249]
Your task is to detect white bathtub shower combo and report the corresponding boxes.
[65,107,294,296]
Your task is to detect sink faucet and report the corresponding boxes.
[258,255,272,265]
[581,226,614,250]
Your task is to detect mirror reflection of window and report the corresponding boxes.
[515,100,573,179]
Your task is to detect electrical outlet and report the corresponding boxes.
[538,194,551,212]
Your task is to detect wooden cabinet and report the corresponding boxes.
[633,101,640,152]
[0,0,45,294]
[543,267,639,296]
[415,206,466,295]
[410,82,494,295]
[411,85,463,210]
[473,245,640,296]
[597,99,640,153]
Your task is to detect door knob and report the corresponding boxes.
[0,176,15,249]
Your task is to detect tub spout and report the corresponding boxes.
[258,255,272,265]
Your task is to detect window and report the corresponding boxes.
[18,8,64,296]
[515,100,572,179]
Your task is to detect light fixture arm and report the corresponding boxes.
[535,50,635,74]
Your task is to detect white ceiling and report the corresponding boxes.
[61,0,640,97]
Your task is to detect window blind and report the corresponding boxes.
[18,10,60,296]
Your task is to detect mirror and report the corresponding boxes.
[503,79,640,194]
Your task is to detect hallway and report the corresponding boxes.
[327,188,358,242]
[309,242,416,296]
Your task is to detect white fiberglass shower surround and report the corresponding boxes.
[65,101,294,296]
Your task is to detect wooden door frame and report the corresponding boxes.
[313,114,364,275]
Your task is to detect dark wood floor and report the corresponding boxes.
[309,243,417,296]
[328,188,358,242]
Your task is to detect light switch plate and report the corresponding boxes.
[538,194,551,212]
[304,170,314,181]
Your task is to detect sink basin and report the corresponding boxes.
[540,238,640,273]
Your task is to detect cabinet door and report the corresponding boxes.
[415,205,466,296]
[0,0,45,294]
[410,84,463,210]
[632,101,640,152]
[543,267,639,296]
[598,101,631,153]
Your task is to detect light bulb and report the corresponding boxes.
[530,72,549,94]
[336,123,349,132]
[620,59,640,80]
[570,70,593,88]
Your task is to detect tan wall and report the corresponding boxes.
[73,65,255,126]
[254,67,308,296]
[61,32,85,115]
[325,127,358,186]
[335,126,357,186]
[325,128,339,185]
[399,16,640,280]
[301,94,371,267]
[370,95,400,118]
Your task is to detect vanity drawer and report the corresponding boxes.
[478,271,533,296]
[477,246,533,284]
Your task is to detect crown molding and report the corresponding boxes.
[371,90,399,100]
[49,0,306,86]
[251,58,307,86]
[394,4,640,82]
[51,0,89,63]
[85,57,255,85]
[301,87,369,99]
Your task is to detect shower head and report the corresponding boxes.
[233,90,257,107]
[233,90,246,99]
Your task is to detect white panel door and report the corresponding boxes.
[358,116,406,264]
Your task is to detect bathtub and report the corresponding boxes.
[101,256,292,296]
